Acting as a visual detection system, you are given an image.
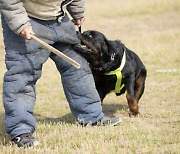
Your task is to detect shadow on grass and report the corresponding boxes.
[0,103,128,144]
[35,112,76,124]
[103,103,128,116]
[35,103,128,125]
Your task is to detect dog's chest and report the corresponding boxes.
[93,73,117,90]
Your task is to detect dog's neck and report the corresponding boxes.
[104,48,126,93]
[119,47,126,71]
[92,46,126,73]
[106,46,126,73]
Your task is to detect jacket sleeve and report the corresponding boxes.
[0,0,31,34]
[67,0,85,19]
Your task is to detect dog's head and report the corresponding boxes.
[73,30,125,73]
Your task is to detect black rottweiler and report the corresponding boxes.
[73,31,147,116]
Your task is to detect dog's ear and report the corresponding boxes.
[106,40,124,57]
[104,40,126,68]
[107,40,123,52]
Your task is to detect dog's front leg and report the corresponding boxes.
[125,75,139,116]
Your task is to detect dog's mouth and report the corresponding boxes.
[74,32,98,54]
[73,44,92,53]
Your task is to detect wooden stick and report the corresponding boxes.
[30,35,81,69]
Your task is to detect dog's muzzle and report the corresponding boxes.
[77,32,98,54]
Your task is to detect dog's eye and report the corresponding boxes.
[88,35,93,38]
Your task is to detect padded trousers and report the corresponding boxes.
[1,15,103,139]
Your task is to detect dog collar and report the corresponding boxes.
[105,47,126,93]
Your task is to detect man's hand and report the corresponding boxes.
[20,25,35,40]
[72,17,85,27]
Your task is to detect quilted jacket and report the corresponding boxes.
[0,0,85,34]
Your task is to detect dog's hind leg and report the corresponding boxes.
[134,68,147,102]
[125,75,139,116]
[134,77,146,102]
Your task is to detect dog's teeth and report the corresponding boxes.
[81,45,87,48]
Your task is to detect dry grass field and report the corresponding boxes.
[0,0,180,153]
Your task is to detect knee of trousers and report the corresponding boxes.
[51,46,92,75]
